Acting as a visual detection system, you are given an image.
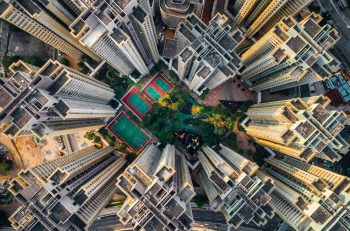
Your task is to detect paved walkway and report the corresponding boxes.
[199,79,254,106]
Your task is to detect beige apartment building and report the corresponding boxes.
[8,146,126,231]
[240,13,340,92]
[233,0,313,38]
[244,95,350,162]
[116,144,195,230]
[198,144,275,229]
[0,59,116,138]
[258,156,350,231]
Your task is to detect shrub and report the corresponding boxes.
[2,56,21,69]
[0,159,13,172]
[58,57,69,66]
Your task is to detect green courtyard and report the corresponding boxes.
[97,61,254,154]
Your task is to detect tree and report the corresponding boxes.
[131,71,141,79]
[192,197,208,208]
[2,56,21,69]
[115,142,128,153]
[191,105,203,115]
[93,135,101,143]
[59,57,69,66]
[0,159,13,172]
[23,56,45,67]
[84,131,95,140]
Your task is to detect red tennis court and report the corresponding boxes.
[142,73,174,101]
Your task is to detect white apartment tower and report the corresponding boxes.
[232,0,313,38]
[0,59,116,138]
[258,156,350,231]
[198,144,275,229]
[70,0,159,76]
[175,13,244,95]
[117,144,195,230]
[240,14,340,92]
[244,96,350,163]
[159,0,204,28]
[0,0,100,60]
[8,146,126,231]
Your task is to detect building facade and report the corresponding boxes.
[116,144,195,230]
[232,0,313,38]
[70,0,159,76]
[175,13,244,95]
[240,14,340,92]
[0,0,100,60]
[258,156,350,231]
[159,0,203,28]
[0,59,116,138]
[244,95,350,162]
[8,146,126,231]
[198,144,275,229]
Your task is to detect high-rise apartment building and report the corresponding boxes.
[116,144,195,230]
[0,0,100,60]
[244,95,350,162]
[160,0,204,28]
[61,0,96,14]
[198,144,275,229]
[175,13,244,95]
[0,59,116,138]
[240,14,340,92]
[257,156,350,231]
[70,0,159,76]
[233,0,313,37]
[8,146,126,231]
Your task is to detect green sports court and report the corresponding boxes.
[122,87,153,119]
[142,73,174,101]
[107,112,150,151]
[145,86,161,101]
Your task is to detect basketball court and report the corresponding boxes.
[121,87,153,119]
[107,112,151,152]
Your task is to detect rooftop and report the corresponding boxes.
[115,0,132,9]
[111,29,127,43]
[204,49,221,68]
[303,19,321,38]
[133,6,147,23]
[163,39,178,59]
[197,66,211,79]
[10,107,32,128]
[0,88,13,109]
[179,24,196,42]
[286,36,306,54]
[49,202,72,225]
[312,105,330,123]
[218,33,237,51]
[179,47,193,62]
[294,121,315,139]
